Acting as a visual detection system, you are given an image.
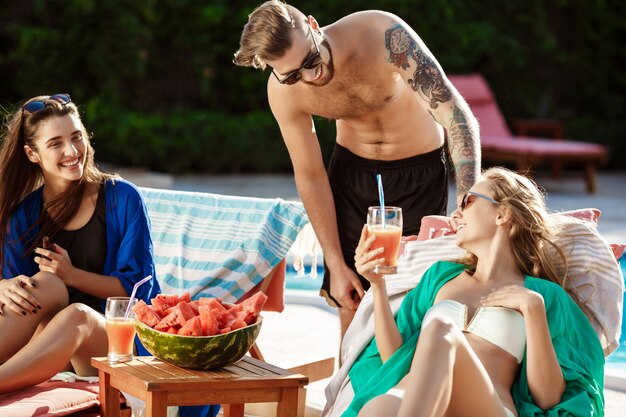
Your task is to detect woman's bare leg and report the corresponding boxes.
[399,318,510,417]
[0,272,68,362]
[358,317,510,417]
[0,303,108,394]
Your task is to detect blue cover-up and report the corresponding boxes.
[3,179,161,308]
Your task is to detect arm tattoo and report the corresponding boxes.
[385,25,452,109]
[448,106,479,194]
[384,24,415,70]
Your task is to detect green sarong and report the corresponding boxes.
[344,261,605,417]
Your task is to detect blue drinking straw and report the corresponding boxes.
[376,174,386,228]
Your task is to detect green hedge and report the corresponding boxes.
[83,101,292,174]
[1,0,624,172]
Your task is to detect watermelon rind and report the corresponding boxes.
[135,315,263,369]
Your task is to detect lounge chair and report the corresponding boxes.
[0,188,334,417]
[322,211,625,416]
[447,73,608,193]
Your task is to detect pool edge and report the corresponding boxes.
[605,367,626,392]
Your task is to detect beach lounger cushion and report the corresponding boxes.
[448,73,608,193]
[0,381,99,417]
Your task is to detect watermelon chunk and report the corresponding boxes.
[139,293,261,339]
[176,301,196,322]
[188,300,200,315]
[230,318,247,330]
[199,297,227,312]
[233,292,268,324]
[155,311,178,330]
[198,305,219,336]
[179,316,203,336]
[238,292,268,314]
[152,294,179,315]
[179,291,191,304]
[215,309,236,328]
[132,300,162,327]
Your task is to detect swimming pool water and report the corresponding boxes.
[606,257,626,371]
[285,265,324,291]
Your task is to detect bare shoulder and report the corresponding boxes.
[331,10,405,38]
[332,10,403,29]
[266,76,308,121]
[330,11,419,58]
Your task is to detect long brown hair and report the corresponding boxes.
[459,167,588,308]
[0,95,117,273]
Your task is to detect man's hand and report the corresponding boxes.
[329,262,365,310]
[34,244,77,286]
[0,275,39,316]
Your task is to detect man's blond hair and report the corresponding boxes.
[233,1,306,70]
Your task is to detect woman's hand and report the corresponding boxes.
[354,225,386,285]
[34,244,77,286]
[0,275,40,316]
[483,285,565,409]
[480,284,545,316]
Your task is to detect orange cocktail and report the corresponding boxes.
[106,318,136,362]
[105,297,137,363]
[367,225,402,273]
[366,206,403,274]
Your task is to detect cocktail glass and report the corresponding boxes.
[366,206,403,274]
[105,297,137,364]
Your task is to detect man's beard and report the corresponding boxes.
[304,39,334,87]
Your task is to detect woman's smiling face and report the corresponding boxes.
[451,179,499,249]
[24,114,87,188]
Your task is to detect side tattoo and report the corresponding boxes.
[385,25,452,109]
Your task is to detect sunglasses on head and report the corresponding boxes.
[22,94,71,114]
[272,25,323,85]
[460,191,498,211]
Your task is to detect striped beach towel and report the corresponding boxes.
[140,188,309,303]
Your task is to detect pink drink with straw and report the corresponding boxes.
[106,317,136,360]
[104,275,152,363]
[367,225,402,270]
[367,206,403,274]
[105,297,137,363]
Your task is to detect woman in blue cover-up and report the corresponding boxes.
[0,94,160,394]
[348,167,604,417]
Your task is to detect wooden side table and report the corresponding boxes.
[92,356,309,417]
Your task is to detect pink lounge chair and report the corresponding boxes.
[448,73,608,193]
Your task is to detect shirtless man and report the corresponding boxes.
[234,1,480,337]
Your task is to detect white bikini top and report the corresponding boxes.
[422,299,526,363]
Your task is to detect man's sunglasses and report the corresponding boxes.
[272,25,323,85]
[460,191,498,211]
[22,94,71,114]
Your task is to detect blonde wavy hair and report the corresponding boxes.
[459,167,588,308]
